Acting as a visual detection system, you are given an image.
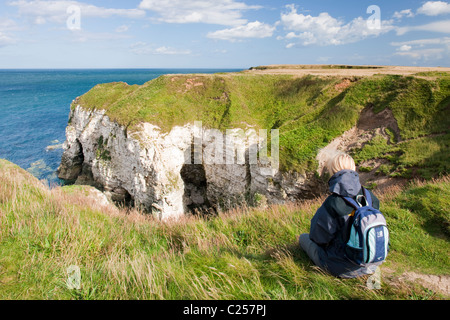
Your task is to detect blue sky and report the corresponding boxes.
[0,0,449,68]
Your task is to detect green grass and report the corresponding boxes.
[352,135,394,164]
[414,71,450,77]
[348,76,449,180]
[352,133,450,179]
[343,75,450,139]
[382,178,450,274]
[1,159,449,300]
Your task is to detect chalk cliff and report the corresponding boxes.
[58,105,322,219]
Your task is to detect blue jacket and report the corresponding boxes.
[309,169,381,278]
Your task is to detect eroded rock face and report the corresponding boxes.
[315,105,403,191]
[58,105,324,219]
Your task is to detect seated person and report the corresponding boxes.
[299,152,383,278]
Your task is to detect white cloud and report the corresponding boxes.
[0,31,16,47]
[394,48,445,60]
[115,25,129,33]
[417,1,450,16]
[130,42,191,55]
[0,18,19,31]
[285,32,297,39]
[207,21,275,41]
[138,0,261,26]
[398,44,412,51]
[0,19,19,47]
[280,4,394,46]
[9,0,145,25]
[393,9,415,19]
[213,49,228,54]
[391,37,450,61]
[396,20,450,35]
[391,37,450,47]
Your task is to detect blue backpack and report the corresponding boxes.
[342,188,389,266]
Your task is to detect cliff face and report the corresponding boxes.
[58,105,323,219]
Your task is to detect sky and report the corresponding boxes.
[0,0,450,68]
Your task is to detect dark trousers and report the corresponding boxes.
[299,233,324,268]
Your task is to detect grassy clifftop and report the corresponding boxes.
[73,70,450,175]
[0,159,449,299]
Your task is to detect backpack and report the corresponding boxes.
[341,188,389,266]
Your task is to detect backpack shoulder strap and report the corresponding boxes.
[362,187,373,207]
[341,187,372,210]
[341,195,360,210]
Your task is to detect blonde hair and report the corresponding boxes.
[327,152,356,175]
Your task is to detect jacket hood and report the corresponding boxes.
[328,169,361,198]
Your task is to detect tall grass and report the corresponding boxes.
[0,159,448,300]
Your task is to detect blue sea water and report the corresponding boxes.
[0,68,241,186]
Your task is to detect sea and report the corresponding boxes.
[0,68,242,186]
